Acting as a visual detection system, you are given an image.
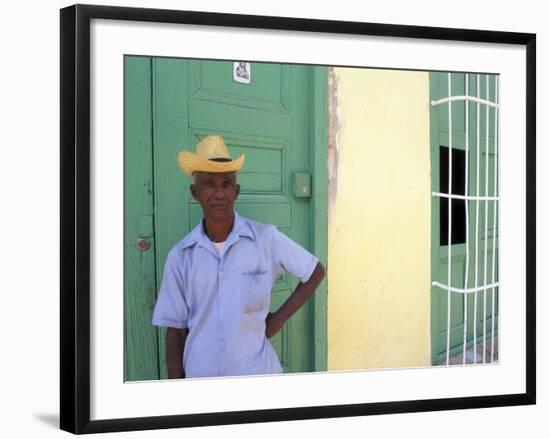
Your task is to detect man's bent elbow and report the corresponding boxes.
[318,262,326,279]
[311,262,326,285]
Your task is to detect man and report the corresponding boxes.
[152,135,325,379]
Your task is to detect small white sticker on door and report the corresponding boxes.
[233,62,251,84]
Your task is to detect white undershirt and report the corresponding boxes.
[212,241,225,256]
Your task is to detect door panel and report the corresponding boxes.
[123,56,159,381]
[192,59,311,373]
[149,58,192,379]
[191,61,288,111]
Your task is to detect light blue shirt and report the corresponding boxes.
[151,211,319,378]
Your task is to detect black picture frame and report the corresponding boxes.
[60,3,536,434]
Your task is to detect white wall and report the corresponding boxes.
[1,1,546,438]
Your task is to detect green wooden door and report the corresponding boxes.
[430,72,499,365]
[124,56,328,381]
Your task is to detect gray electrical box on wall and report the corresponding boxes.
[293,173,311,198]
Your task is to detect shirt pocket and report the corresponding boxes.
[240,269,271,313]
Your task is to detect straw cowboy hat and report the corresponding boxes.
[177,135,245,176]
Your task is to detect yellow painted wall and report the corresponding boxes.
[327,68,431,370]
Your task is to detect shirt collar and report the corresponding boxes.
[179,211,254,251]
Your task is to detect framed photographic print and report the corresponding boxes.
[60,3,536,434]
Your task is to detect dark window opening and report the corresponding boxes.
[440,146,466,246]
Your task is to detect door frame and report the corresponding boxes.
[311,66,329,372]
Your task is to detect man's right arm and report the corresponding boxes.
[166,327,189,379]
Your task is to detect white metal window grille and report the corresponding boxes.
[431,73,499,365]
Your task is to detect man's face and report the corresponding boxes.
[190,171,240,222]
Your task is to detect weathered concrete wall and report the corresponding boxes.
[327,67,432,370]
